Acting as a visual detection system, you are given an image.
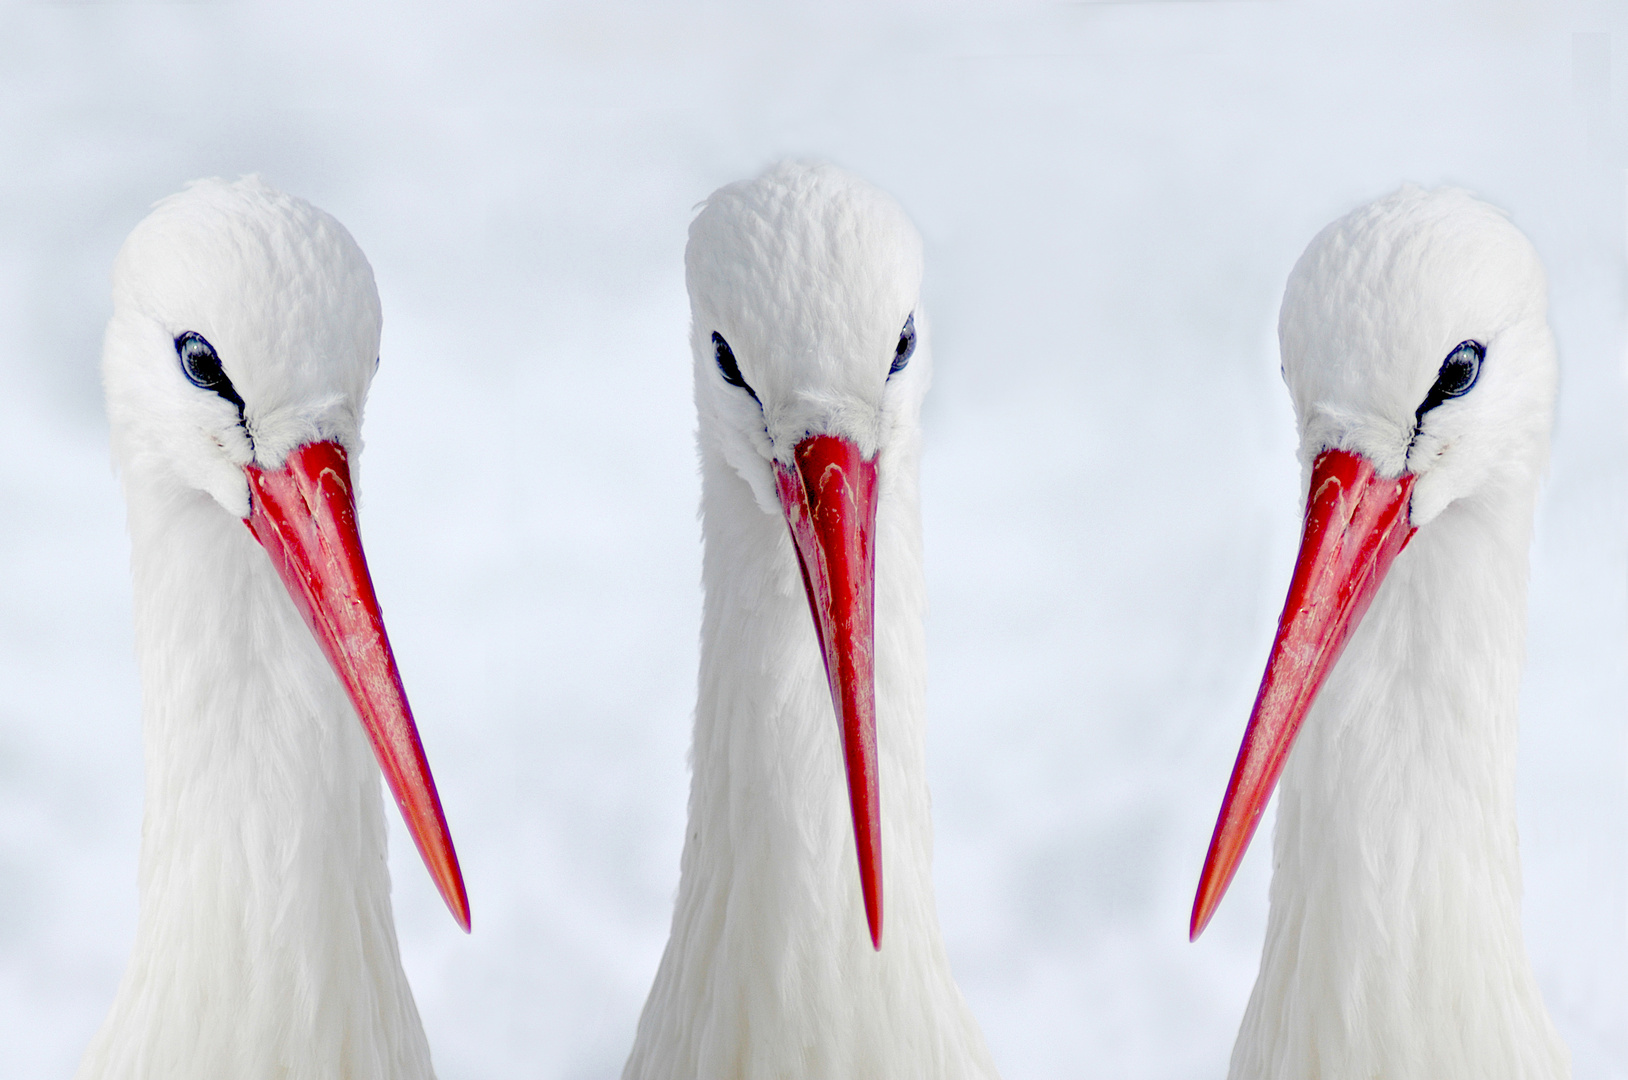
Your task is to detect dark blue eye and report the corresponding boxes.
[713,331,758,403]
[1415,340,1483,426]
[889,314,916,377]
[175,331,245,414]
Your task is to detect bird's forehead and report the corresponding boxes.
[1280,188,1544,416]
[114,178,381,405]
[687,163,922,393]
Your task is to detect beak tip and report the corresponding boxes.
[1188,902,1210,942]
[437,887,471,934]
[448,885,472,933]
[862,863,883,951]
[1189,844,1237,943]
[430,855,472,932]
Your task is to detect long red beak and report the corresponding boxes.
[1190,448,1416,940]
[244,440,471,932]
[775,435,884,949]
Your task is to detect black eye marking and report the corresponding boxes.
[1413,340,1484,431]
[175,331,246,416]
[889,313,916,378]
[713,332,759,403]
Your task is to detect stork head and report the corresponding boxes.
[688,161,927,949]
[103,176,470,931]
[1190,186,1555,939]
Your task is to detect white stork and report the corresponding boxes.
[1190,187,1569,1078]
[77,176,468,1080]
[622,161,999,1079]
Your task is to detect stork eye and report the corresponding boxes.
[175,331,245,413]
[1415,340,1484,424]
[889,313,916,377]
[713,332,758,402]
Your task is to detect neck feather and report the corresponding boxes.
[1232,479,1568,1079]
[624,436,996,1080]
[78,478,433,1080]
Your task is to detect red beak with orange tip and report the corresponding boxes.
[775,434,884,950]
[244,439,471,933]
[1190,448,1416,941]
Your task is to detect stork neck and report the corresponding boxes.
[1232,482,1567,1078]
[624,440,996,1080]
[77,479,433,1080]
